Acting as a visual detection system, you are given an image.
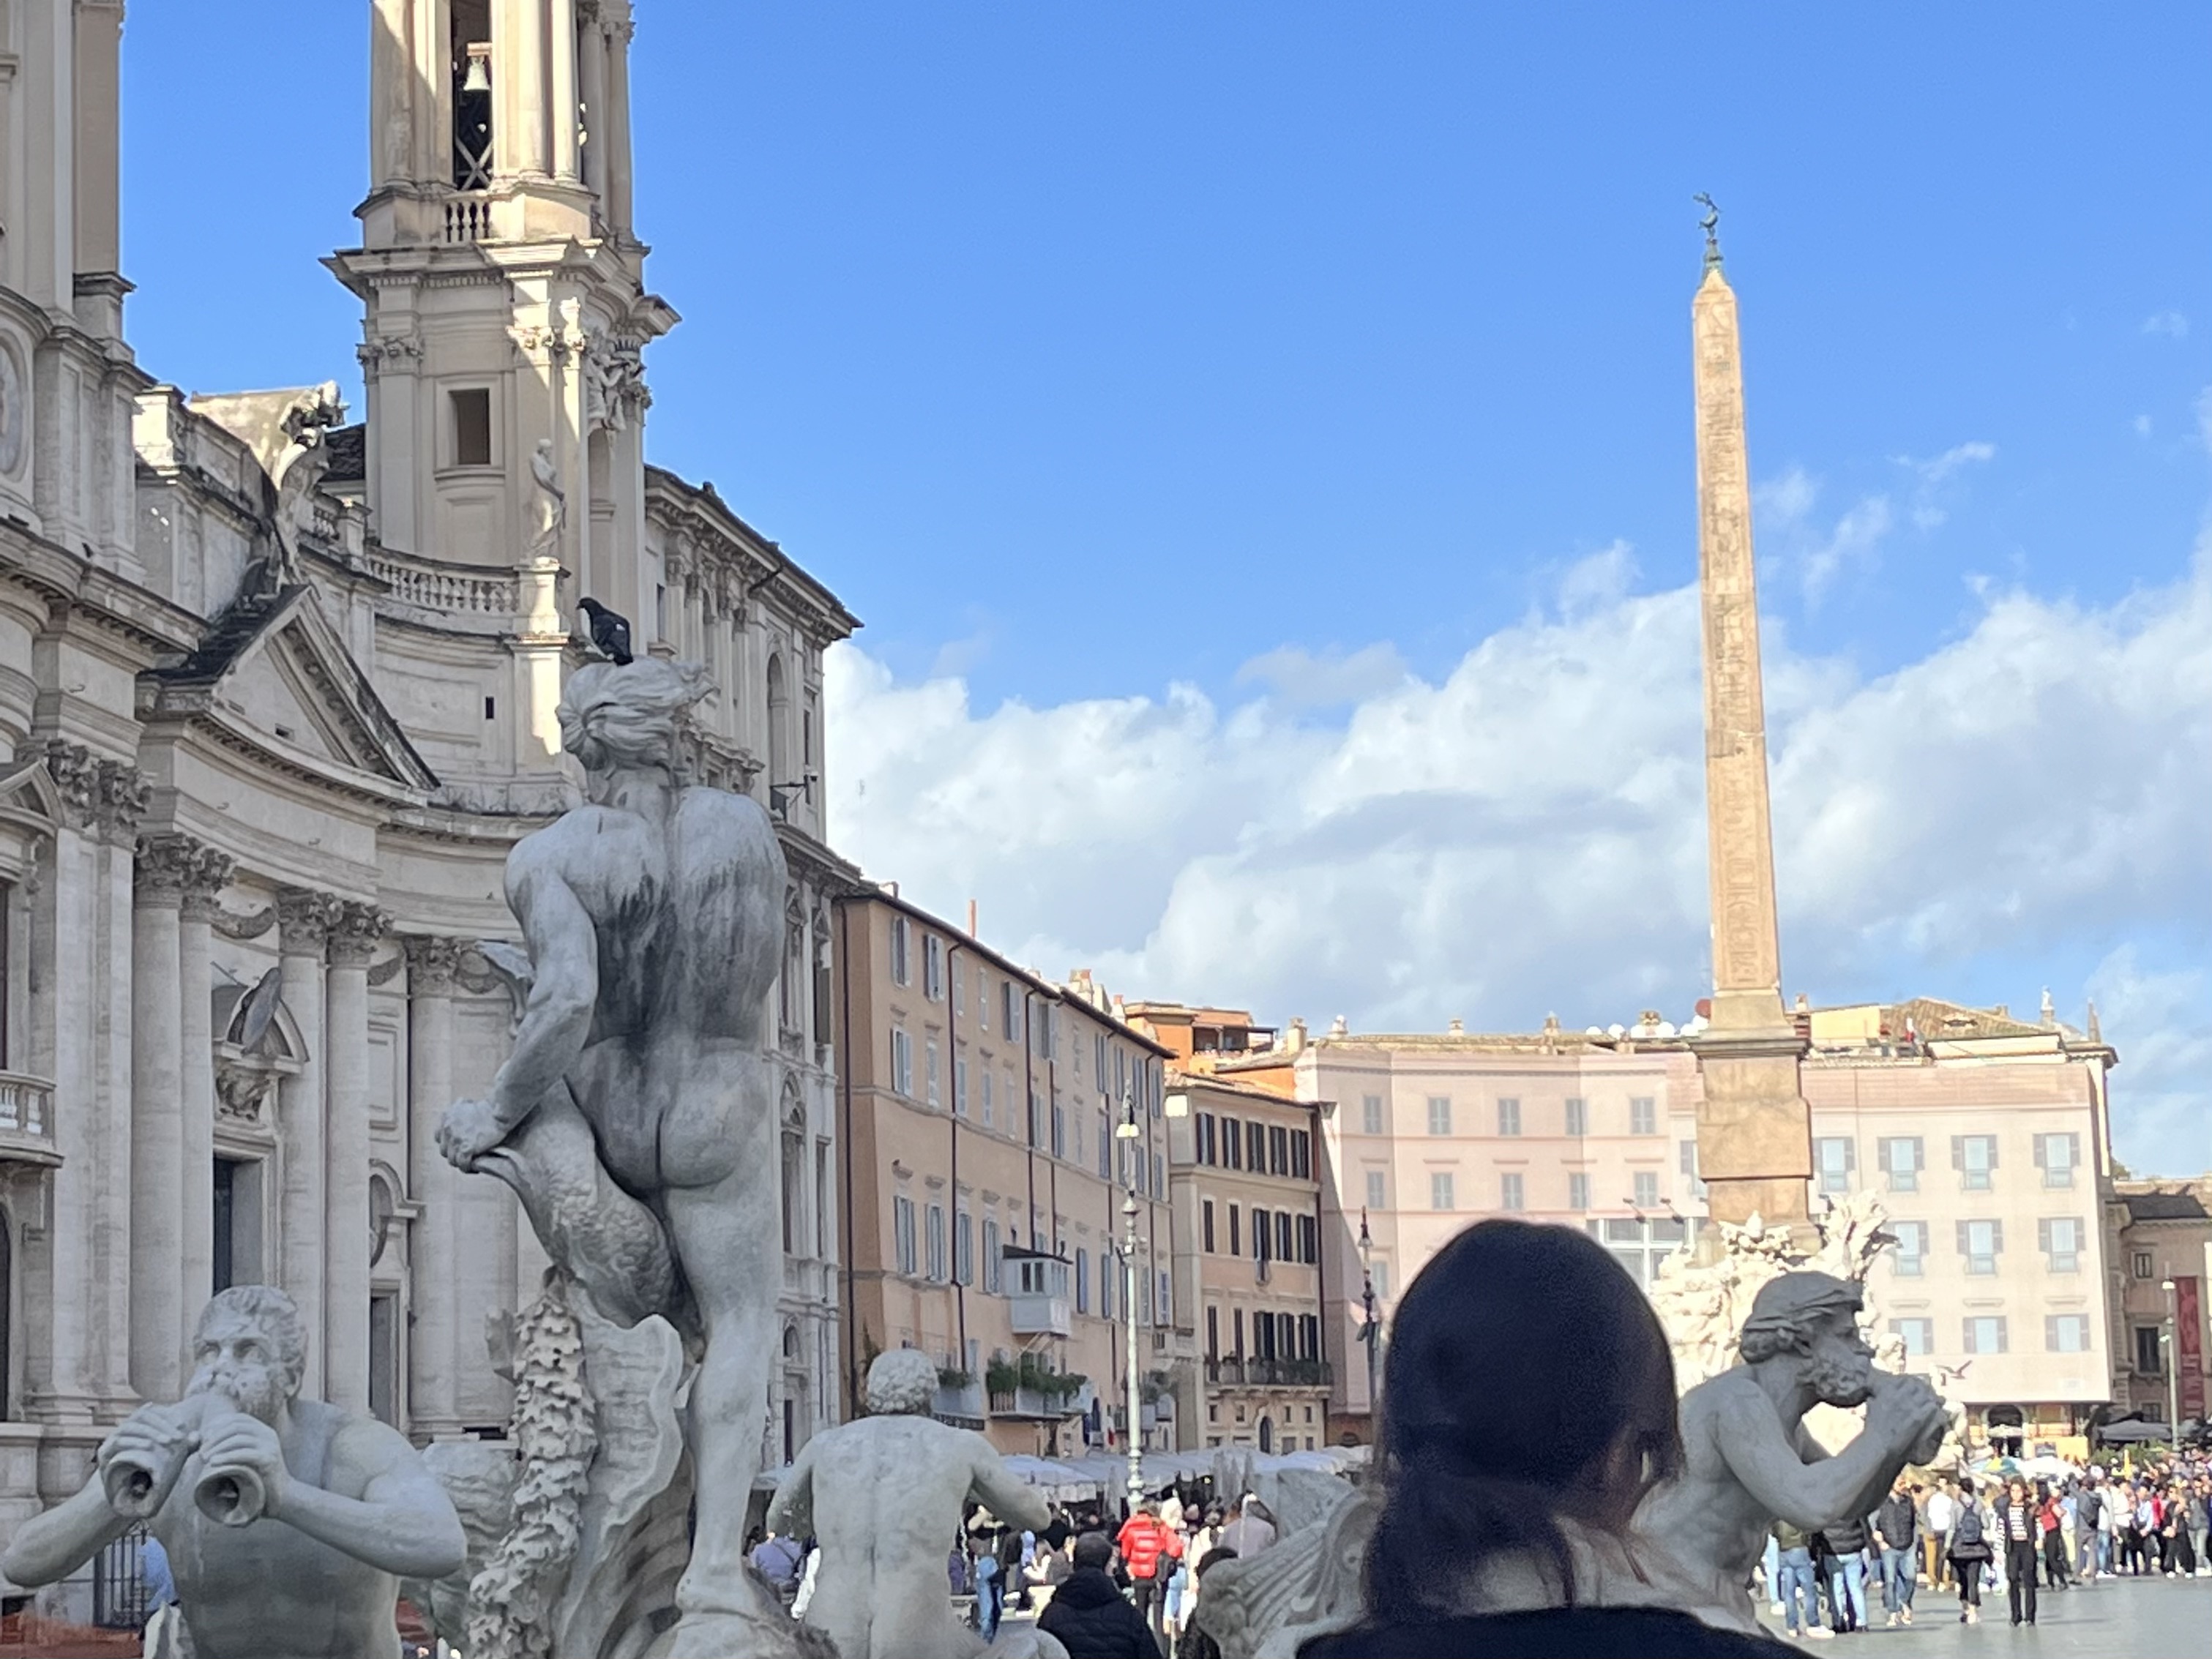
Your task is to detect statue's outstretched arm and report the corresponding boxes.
[485,848,600,1143]
[765,1442,815,1538]
[1714,1389,1907,1532]
[968,1446,1051,1535]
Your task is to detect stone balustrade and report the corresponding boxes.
[361,547,528,636]
[0,1071,57,1161]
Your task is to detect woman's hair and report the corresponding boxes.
[1363,1219,1683,1614]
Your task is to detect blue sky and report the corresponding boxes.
[119,6,2212,1171]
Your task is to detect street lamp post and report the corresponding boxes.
[2161,1279,2181,1439]
[1356,1208,1380,1437]
[1117,1084,1143,1517]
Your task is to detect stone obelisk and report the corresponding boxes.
[1685,206,1812,1229]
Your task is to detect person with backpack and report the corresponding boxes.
[1946,1481,1992,1625]
[2074,1480,2104,1581]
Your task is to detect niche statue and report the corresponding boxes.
[0,1287,466,1659]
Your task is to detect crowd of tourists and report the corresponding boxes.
[737,1486,1280,1658]
[1760,1453,2211,1636]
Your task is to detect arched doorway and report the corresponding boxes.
[1257,1416,1274,1453]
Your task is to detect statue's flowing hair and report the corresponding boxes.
[557,660,713,773]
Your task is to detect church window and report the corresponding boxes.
[449,388,493,466]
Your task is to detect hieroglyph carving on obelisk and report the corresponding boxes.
[1686,211,1812,1228]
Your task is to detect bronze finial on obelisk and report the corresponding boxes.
[1685,200,1812,1229]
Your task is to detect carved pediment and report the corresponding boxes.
[146,587,438,793]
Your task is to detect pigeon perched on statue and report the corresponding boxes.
[578,597,634,666]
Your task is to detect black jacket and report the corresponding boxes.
[1302,1608,1799,1658]
[1817,1517,1869,1555]
[1875,1495,1917,1548]
[1036,1566,1162,1659]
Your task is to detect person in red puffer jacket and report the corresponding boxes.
[1116,1501,1184,1639]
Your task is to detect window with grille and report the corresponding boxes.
[1880,1136,1923,1193]
[893,1196,917,1275]
[2039,1216,2082,1273]
[1815,1136,1855,1194]
[1963,1316,2007,1355]
[2046,1314,2090,1353]
[2035,1133,2080,1189]
[1891,1221,1927,1276]
[1958,1218,2002,1276]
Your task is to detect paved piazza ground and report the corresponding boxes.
[1758,1577,2212,1655]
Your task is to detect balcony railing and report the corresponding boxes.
[1204,1356,1330,1388]
[445,192,495,243]
[1008,1292,1072,1338]
[988,1387,1082,1420]
[0,1072,57,1164]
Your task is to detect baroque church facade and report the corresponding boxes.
[0,0,856,1606]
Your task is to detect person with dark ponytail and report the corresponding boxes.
[1301,1220,1796,1658]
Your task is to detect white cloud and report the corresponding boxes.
[2134,414,2153,439]
[1236,643,1410,708]
[827,546,2212,1175]
[2085,948,2212,1177]
[2144,310,2191,340]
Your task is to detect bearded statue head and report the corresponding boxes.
[1735,1271,1876,1407]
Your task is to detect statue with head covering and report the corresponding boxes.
[1631,1270,1948,1633]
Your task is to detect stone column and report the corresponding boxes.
[579,4,610,195]
[1686,247,1811,1230]
[276,889,332,1400]
[403,936,463,1437]
[368,0,417,190]
[602,1,635,232]
[550,0,580,181]
[494,0,550,178]
[70,0,124,334]
[34,747,103,1419]
[324,902,386,1416]
[177,845,233,1353]
[91,762,146,1407]
[128,835,192,1401]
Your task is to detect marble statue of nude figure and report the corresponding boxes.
[436,658,788,1655]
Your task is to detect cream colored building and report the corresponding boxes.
[1268,998,2123,1447]
[834,898,1181,1459]
[1285,1020,1705,1439]
[0,0,855,1619]
[1803,999,2118,1449]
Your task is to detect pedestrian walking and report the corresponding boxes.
[1770,1521,1823,1641]
[139,1532,181,1659]
[2000,1480,2039,1626]
[1924,1480,1955,1588]
[1946,1485,1992,1625]
[1873,1478,1917,1625]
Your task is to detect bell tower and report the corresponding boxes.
[329,0,673,626]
